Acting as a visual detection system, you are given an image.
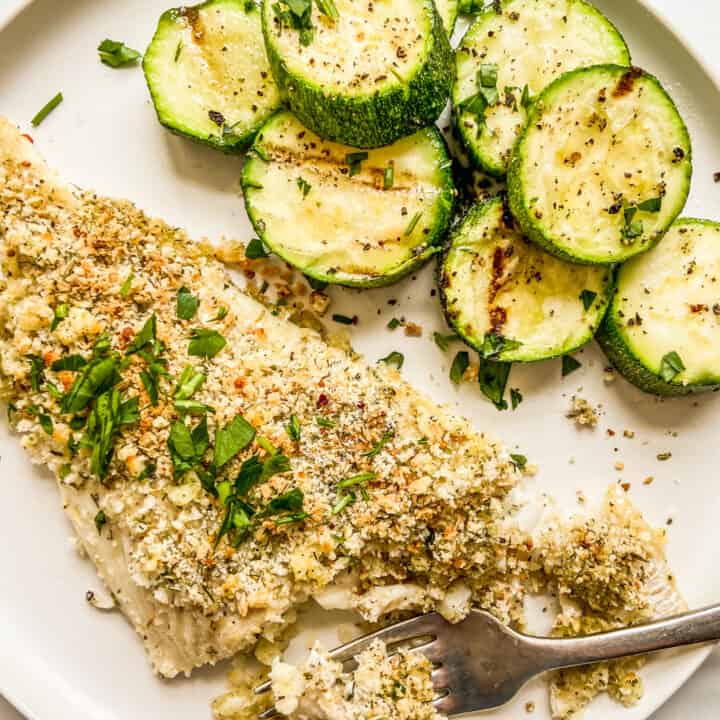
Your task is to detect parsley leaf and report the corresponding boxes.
[174,365,206,401]
[215,413,256,468]
[296,176,312,198]
[125,314,157,355]
[434,332,460,352]
[188,328,226,358]
[245,238,269,259]
[363,431,393,458]
[286,414,301,442]
[637,196,663,213]
[177,287,199,320]
[561,355,582,377]
[478,359,511,410]
[379,351,404,369]
[660,351,685,382]
[51,355,87,372]
[51,303,69,331]
[61,356,121,414]
[27,355,45,393]
[481,333,521,359]
[98,39,141,68]
[580,289,597,311]
[450,351,469,384]
[510,388,523,410]
[510,453,527,469]
[94,510,107,534]
[346,151,368,176]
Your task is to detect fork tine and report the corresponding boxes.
[328,612,444,665]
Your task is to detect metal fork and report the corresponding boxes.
[254,604,720,717]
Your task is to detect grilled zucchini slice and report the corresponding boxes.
[508,65,692,265]
[453,0,629,176]
[436,0,459,33]
[261,0,454,148]
[143,0,282,153]
[242,111,455,287]
[597,219,720,395]
[439,196,613,362]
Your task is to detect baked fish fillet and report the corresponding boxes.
[0,117,521,678]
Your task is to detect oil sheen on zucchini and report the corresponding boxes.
[242,111,455,287]
[261,0,454,148]
[508,65,692,265]
[597,219,720,396]
[143,0,281,153]
[439,196,613,362]
[453,0,629,176]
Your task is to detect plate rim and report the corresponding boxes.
[0,0,716,718]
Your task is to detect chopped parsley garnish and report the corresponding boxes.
[660,351,685,382]
[561,355,582,377]
[188,328,226,358]
[338,471,376,489]
[174,41,183,62]
[478,359,511,410]
[481,332,521,358]
[27,354,45,393]
[119,273,134,297]
[363,431,393,458]
[510,388,523,410]
[315,0,339,21]
[637,196,663,213]
[245,237,269,259]
[125,314,158,356]
[31,92,63,127]
[286,414,302,442]
[306,276,328,291]
[404,211,422,237]
[387,318,402,330]
[383,165,394,190]
[316,416,336,428]
[83,388,139,479]
[449,351,469,384]
[177,286,199,320]
[51,303,69,331]
[97,39,141,68]
[174,365,206,401]
[479,63,498,89]
[580,289,597,311]
[332,492,356,515]
[211,306,228,322]
[272,0,314,46]
[297,176,312,198]
[61,355,121,414]
[379,351,404,369]
[168,416,210,478]
[521,84,531,109]
[28,406,53,435]
[94,510,107,534]
[332,314,355,325]
[214,413,256,468]
[346,151,369,176]
[510,453,527,469]
[174,399,214,415]
[434,332,459,352]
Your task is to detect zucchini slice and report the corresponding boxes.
[597,219,720,395]
[453,0,630,176]
[242,111,455,287]
[261,0,454,148]
[439,196,613,362]
[436,0,459,34]
[143,0,282,153]
[508,65,692,265]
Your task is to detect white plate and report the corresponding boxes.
[1,1,719,719]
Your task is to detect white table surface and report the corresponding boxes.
[1,0,718,718]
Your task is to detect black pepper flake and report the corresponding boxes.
[208,110,225,126]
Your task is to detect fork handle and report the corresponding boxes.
[534,603,720,672]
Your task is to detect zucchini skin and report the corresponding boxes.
[241,112,456,288]
[597,218,720,396]
[261,0,455,149]
[143,1,280,154]
[507,64,692,265]
[453,0,630,177]
[437,196,614,362]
